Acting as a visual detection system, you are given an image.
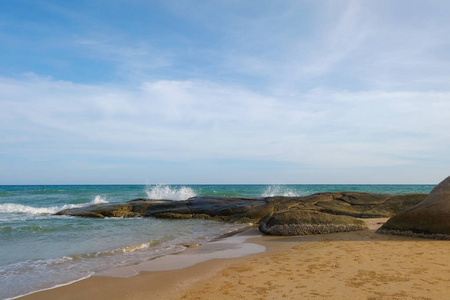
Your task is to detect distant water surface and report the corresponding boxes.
[0,184,434,299]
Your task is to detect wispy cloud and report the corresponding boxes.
[1,1,449,183]
[1,75,448,176]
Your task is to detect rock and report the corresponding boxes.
[184,244,201,248]
[259,210,367,236]
[264,192,427,218]
[56,203,138,218]
[185,196,265,222]
[364,194,427,217]
[55,192,428,236]
[56,197,267,222]
[377,176,450,239]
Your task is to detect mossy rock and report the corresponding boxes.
[259,210,367,236]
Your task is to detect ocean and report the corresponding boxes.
[0,184,434,299]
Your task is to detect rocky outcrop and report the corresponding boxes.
[264,192,426,218]
[259,210,367,236]
[377,176,450,239]
[56,197,267,223]
[55,192,427,237]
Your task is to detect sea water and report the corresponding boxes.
[0,184,434,299]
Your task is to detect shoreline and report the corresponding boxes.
[14,225,266,300]
[18,218,450,299]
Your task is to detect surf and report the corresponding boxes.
[144,184,196,201]
[0,195,109,216]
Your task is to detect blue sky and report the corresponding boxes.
[0,0,449,184]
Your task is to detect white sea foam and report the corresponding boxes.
[121,240,162,253]
[0,203,59,215]
[261,185,299,197]
[0,196,109,215]
[145,184,196,201]
[93,195,108,204]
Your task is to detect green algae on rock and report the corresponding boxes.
[259,210,367,236]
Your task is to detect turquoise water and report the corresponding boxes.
[0,184,434,299]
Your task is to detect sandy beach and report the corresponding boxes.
[20,219,450,300]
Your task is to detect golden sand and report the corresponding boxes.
[21,219,450,300]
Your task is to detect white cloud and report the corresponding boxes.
[1,75,449,175]
[1,1,450,183]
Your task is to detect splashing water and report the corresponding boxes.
[261,185,299,197]
[93,195,108,204]
[145,184,197,201]
[0,203,60,215]
[0,195,109,216]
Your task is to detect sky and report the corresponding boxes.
[0,0,449,184]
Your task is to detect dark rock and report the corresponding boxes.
[263,192,427,218]
[259,210,367,236]
[55,192,428,236]
[56,203,138,218]
[364,194,427,218]
[56,197,267,222]
[377,176,450,239]
[186,197,264,221]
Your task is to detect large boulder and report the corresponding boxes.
[259,210,367,236]
[377,176,450,239]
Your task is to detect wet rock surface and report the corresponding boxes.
[378,176,450,239]
[55,192,427,236]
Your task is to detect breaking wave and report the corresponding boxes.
[0,195,109,215]
[93,195,108,204]
[145,184,196,201]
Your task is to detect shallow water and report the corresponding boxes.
[0,184,433,299]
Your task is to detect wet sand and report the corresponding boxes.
[20,219,450,300]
